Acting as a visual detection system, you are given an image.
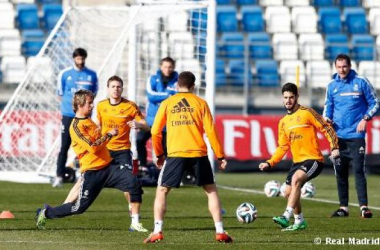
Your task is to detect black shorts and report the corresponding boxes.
[109,149,133,172]
[285,160,324,185]
[158,156,214,188]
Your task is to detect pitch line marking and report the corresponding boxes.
[218,185,380,211]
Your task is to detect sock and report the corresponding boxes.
[282,206,293,220]
[131,214,140,225]
[215,221,224,234]
[294,213,304,225]
[360,206,367,211]
[154,220,163,234]
[340,206,349,212]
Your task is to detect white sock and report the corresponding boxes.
[340,206,349,212]
[294,213,304,225]
[282,206,293,220]
[154,220,163,233]
[215,221,224,234]
[131,214,140,225]
[360,206,367,211]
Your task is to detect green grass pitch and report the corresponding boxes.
[1,173,380,249]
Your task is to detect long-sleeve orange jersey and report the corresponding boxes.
[151,92,224,159]
[97,98,144,151]
[267,106,339,167]
[69,117,112,172]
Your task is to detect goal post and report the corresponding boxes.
[0,1,215,183]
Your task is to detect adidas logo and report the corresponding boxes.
[171,98,194,113]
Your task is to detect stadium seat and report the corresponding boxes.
[363,0,380,8]
[306,60,332,88]
[0,2,15,29]
[0,56,26,84]
[216,59,227,86]
[22,29,45,57]
[216,0,232,4]
[228,59,252,86]
[220,32,245,59]
[16,4,40,30]
[12,0,35,3]
[265,6,291,33]
[318,7,342,34]
[325,34,350,61]
[338,0,360,7]
[236,0,258,5]
[27,56,54,83]
[255,60,280,87]
[312,0,334,6]
[279,60,306,87]
[176,59,202,86]
[351,34,375,61]
[298,34,324,61]
[272,33,298,60]
[191,10,207,30]
[241,6,264,32]
[259,0,283,6]
[37,0,62,3]
[248,32,272,59]
[368,8,380,35]
[42,4,63,30]
[285,0,309,6]
[216,6,238,32]
[292,7,318,34]
[358,61,380,89]
[168,32,195,59]
[0,29,21,57]
[166,11,188,32]
[343,8,368,34]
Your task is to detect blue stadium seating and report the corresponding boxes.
[217,0,232,4]
[352,35,375,61]
[216,59,227,86]
[241,6,264,32]
[228,59,252,86]
[38,0,62,3]
[22,29,45,56]
[255,60,280,87]
[216,6,238,32]
[312,0,334,6]
[191,10,207,30]
[318,7,342,34]
[343,8,368,34]
[325,34,349,61]
[42,4,63,30]
[338,0,360,7]
[236,0,258,5]
[16,4,40,30]
[247,32,272,59]
[220,32,244,58]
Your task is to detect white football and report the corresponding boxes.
[236,202,257,223]
[264,180,281,197]
[301,182,316,198]
[280,182,287,197]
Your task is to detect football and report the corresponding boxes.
[264,180,281,197]
[280,182,287,197]
[301,182,316,198]
[236,202,257,223]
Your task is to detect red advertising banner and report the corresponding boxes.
[0,111,379,160]
[215,115,380,161]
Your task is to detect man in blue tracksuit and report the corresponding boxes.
[323,54,379,218]
[53,48,98,187]
[136,57,178,169]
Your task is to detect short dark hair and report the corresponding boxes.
[178,71,195,89]
[73,48,88,58]
[73,90,94,112]
[334,54,351,66]
[282,82,298,96]
[160,57,175,67]
[107,75,123,87]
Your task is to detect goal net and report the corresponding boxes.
[0,1,215,183]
